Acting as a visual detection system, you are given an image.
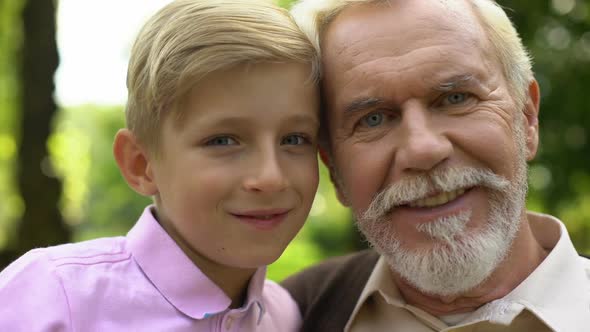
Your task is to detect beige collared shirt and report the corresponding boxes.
[345,212,590,332]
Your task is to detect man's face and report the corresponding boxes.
[321,0,538,295]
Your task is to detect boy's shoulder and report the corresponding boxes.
[0,231,160,329]
[41,235,129,265]
[28,235,130,268]
[1,235,131,283]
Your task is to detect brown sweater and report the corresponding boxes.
[283,249,590,332]
[281,249,380,332]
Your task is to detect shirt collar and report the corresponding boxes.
[499,212,590,331]
[344,256,448,331]
[244,265,267,324]
[345,211,590,331]
[127,206,268,320]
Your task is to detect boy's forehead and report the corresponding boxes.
[168,62,319,123]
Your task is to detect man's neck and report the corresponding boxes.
[393,216,549,316]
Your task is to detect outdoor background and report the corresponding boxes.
[0,0,589,281]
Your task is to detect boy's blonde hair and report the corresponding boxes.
[126,0,320,151]
[291,0,533,109]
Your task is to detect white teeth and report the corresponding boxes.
[409,189,466,208]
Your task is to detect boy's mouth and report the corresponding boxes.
[230,208,291,230]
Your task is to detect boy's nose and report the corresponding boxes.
[393,104,453,176]
[242,150,289,193]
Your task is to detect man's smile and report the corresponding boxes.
[407,188,468,208]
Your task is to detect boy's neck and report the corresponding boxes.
[199,261,255,309]
[175,231,256,308]
[154,210,257,309]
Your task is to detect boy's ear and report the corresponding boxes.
[522,79,541,161]
[113,129,158,196]
[319,147,350,207]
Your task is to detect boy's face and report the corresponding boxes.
[149,62,320,270]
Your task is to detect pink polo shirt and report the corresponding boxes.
[0,207,301,331]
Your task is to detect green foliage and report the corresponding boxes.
[276,0,296,10]
[49,105,151,241]
[500,0,590,254]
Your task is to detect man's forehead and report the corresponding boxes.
[322,0,483,59]
[318,0,498,113]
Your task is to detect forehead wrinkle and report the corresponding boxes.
[323,0,495,112]
[331,28,461,67]
[322,5,485,81]
[325,1,485,62]
[433,74,476,92]
[335,51,480,104]
[335,37,477,80]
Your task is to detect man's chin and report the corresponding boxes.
[381,229,512,297]
[383,252,493,297]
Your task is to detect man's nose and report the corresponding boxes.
[242,148,289,193]
[393,103,453,176]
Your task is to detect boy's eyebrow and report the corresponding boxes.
[433,74,478,92]
[199,113,319,127]
[343,97,384,114]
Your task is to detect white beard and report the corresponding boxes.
[354,126,529,296]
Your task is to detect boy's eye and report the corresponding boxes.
[205,136,237,146]
[361,113,384,128]
[281,134,308,145]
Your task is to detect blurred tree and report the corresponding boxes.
[50,106,151,242]
[0,0,70,268]
[0,0,23,263]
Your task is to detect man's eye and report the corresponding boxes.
[205,136,237,146]
[444,92,468,105]
[281,134,308,145]
[361,113,384,127]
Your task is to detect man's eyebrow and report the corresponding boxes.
[433,74,478,92]
[343,97,384,114]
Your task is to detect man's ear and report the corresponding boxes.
[113,129,158,196]
[319,147,350,207]
[522,79,541,161]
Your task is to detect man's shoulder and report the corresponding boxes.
[281,249,380,332]
[283,249,379,288]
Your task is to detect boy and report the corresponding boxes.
[0,0,320,330]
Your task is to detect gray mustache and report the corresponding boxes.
[361,167,510,222]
